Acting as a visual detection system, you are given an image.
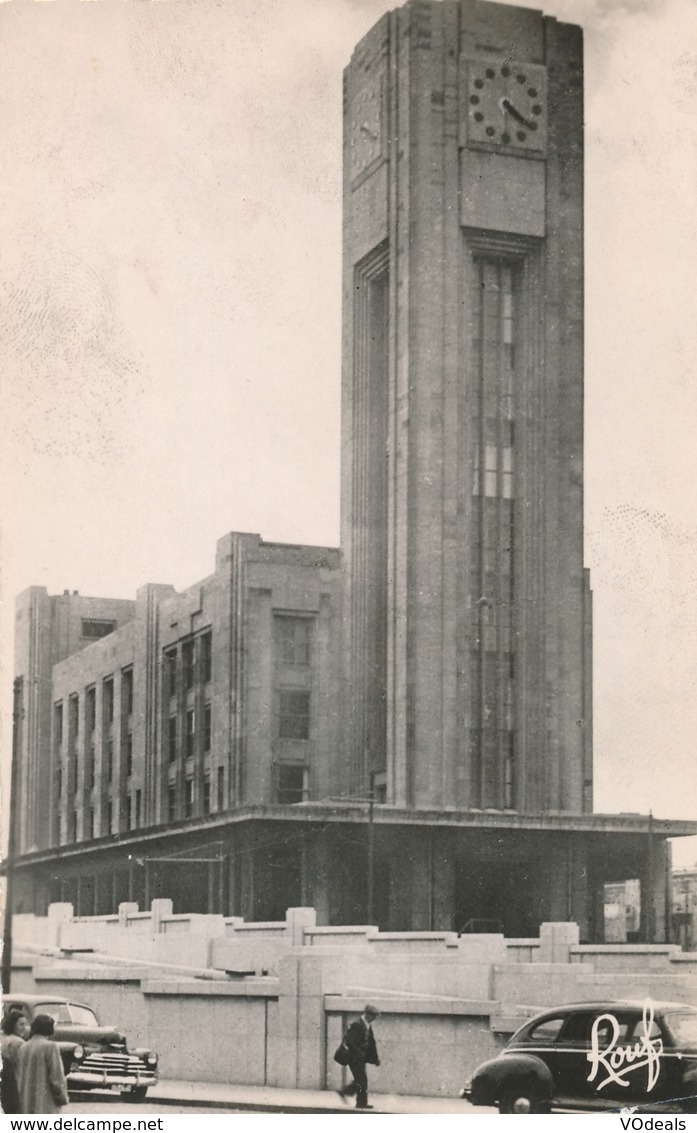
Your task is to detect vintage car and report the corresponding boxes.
[461,1000,697,1114]
[3,993,158,1102]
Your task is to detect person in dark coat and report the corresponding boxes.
[17,1014,69,1115]
[338,1004,380,1109]
[1,1055,22,1115]
[1,1009,28,1114]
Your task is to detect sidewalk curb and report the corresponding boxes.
[149,1094,373,1114]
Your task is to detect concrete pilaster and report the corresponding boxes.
[47,902,74,948]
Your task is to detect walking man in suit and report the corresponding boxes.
[338,1004,380,1109]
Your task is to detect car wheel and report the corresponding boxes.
[499,1086,548,1114]
[121,1087,148,1103]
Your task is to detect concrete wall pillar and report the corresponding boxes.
[286,907,317,946]
[272,952,325,1089]
[538,921,579,964]
[118,902,139,927]
[150,898,173,932]
[47,902,73,948]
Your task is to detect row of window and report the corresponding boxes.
[470,259,518,810]
[164,631,212,696]
[54,669,133,750]
[168,704,212,762]
[167,767,225,822]
[163,692,311,757]
[64,789,142,842]
[55,616,317,835]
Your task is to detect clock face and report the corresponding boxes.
[349,74,385,184]
[465,59,547,155]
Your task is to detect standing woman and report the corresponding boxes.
[17,1014,69,1115]
[1,1010,29,1113]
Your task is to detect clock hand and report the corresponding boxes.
[501,98,535,131]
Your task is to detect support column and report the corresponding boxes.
[305,830,330,925]
[642,835,670,944]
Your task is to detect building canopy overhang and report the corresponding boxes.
[9,804,697,872]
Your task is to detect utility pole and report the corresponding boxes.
[2,678,24,994]
[647,810,655,944]
[367,771,375,925]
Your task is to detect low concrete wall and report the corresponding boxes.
[30,967,151,1050]
[143,980,278,1084]
[569,944,683,971]
[325,997,503,1098]
[13,906,697,1097]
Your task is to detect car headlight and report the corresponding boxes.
[72,1045,85,1062]
[145,1052,158,1066]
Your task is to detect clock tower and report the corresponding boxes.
[341,0,592,815]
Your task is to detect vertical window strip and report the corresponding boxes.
[471,258,518,809]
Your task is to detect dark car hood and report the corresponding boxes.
[54,1024,125,1047]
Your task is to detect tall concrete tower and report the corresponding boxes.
[341,0,592,814]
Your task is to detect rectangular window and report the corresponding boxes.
[203,703,212,753]
[502,446,514,499]
[135,789,142,828]
[182,640,195,691]
[203,776,211,813]
[122,668,134,716]
[57,764,63,798]
[186,709,196,758]
[104,739,114,782]
[86,686,96,733]
[86,743,95,788]
[69,694,79,742]
[276,765,307,804]
[106,801,113,835]
[54,702,64,747]
[168,785,177,822]
[81,619,115,640]
[471,257,520,810]
[185,778,194,818]
[217,767,225,811]
[88,807,95,840]
[168,716,177,763]
[103,677,114,725]
[200,631,212,684]
[123,730,133,778]
[165,650,177,698]
[276,618,312,667]
[278,691,310,740]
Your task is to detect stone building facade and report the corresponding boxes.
[8,0,696,939]
[342,0,591,814]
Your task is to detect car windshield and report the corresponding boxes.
[35,1002,99,1027]
[664,1012,697,1047]
[68,1005,99,1027]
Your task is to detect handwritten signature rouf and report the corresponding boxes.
[587,1001,663,1093]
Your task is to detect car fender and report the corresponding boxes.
[54,1039,82,1075]
[680,1065,697,1113]
[132,1047,158,1065]
[473,1053,554,1106]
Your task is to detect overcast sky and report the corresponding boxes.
[1,0,695,866]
